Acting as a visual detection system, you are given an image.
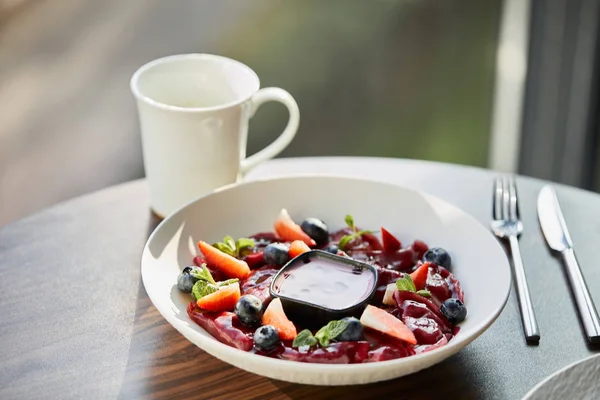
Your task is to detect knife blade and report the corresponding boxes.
[537,184,600,343]
[537,186,572,251]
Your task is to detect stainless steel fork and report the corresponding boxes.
[490,176,540,342]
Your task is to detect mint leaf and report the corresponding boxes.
[189,264,216,285]
[416,289,432,298]
[223,235,236,251]
[315,319,350,347]
[315,329,330,347]
[213,236,255,258]
[292,329,318,348]
[236,238,255,257]
[236,238,254,250]
[213,242,236,257]
[338,235,354,250]
[396,274,416,292]
[338,215,375,250]
[326,319,350,340]
[344,214,355,231]
[217,278,239,287]
[356,229,376,235]
[213,235,237,257]
[192,280,219,301]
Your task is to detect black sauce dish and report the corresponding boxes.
[269,250,378,329]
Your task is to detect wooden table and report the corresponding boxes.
[2,157,600,399]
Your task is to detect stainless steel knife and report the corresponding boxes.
[538,185,600,343]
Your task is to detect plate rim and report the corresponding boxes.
[521,353,600,399]
[141,174,511,379]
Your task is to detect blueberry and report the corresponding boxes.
[263,243,290,266]
[177,272,197,293]
[253,325,280,352]
[234,295,263,326]
[324,244,339,254]
[423,247,452,269]
[300,218,329,246]
[440,298,467,324]
[336,317,364,341]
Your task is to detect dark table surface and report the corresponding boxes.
[2,157,600,400]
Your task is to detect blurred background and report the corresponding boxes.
[1,0,598,227]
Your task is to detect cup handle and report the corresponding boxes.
[239,87,300,174]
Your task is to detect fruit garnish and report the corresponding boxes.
[335,317,364,341]
[300,218,329,246]
[212,235,255,258]
[192,280,216,301]
[234,295,263,326]
[383,272,431,306]
[382,283,398,306]
[315,319,351,347]
[263,243,291,266]
[196,282,241,312]
[192,278,239,301]
[381,227,401,253]
[338,215,375,250]
[360,305,417,345]
[190,265,240,300]
[253,325,280,352]
[440,298,467,324]
[409,262,431,291]
[288,240,311,258]
[198,240,251,279]
[423,247,452,269]
[292,329,318,348]
[176,265,205,293]
[274,209,317,246]
[396,274,431,298]
[324,244,339,254]
[262,297,298,340]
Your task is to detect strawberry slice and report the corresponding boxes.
[410,262,431,291]
[381,227,401,253]
[261,297,297,340]
[196,282,241,312]
[288,240,311,258]
[360,305,417,345]
[198,240,251,279]
[274,209,316,246]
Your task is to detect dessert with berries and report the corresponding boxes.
[177,210,466,363]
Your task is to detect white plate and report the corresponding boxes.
[141,175,511,385]
[522,354,600,400]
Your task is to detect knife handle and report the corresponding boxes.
[508,235,540,342]
[562,248,600,343]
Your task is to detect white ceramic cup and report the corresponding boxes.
[131,54,300,217]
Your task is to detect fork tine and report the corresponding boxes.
[493,178,503,220]
[508,177,518,222]
[502,177,510,220]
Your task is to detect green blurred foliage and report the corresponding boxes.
[218,0,500,167]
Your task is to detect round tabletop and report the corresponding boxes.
[2,157,600,400]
